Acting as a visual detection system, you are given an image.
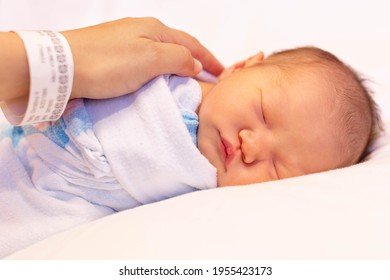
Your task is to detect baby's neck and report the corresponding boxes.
[197,80,214,103]
[195,80,214,114]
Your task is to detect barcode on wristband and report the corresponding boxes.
[10,30,73,125]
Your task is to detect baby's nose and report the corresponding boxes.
[239,129,268,164]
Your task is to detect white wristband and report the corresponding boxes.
[4,30,74,125]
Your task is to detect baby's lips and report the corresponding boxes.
[221,137,235,169]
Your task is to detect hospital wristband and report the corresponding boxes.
[4,30,74,125]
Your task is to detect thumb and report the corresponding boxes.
[151,43,203,77]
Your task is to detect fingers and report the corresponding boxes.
[125,17,224,76]
[193,44,225,77]
[162,27,224,76]
[149,42,203,77]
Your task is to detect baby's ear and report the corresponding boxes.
[244,51,265,67]
[231,51,265,71]
[218,52,265,80]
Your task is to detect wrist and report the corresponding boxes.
[60,30,80,99]
[2,31,74,125]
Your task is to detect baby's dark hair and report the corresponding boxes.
[264,46,383,165]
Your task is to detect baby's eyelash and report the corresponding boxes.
[260,103,266,123]
[272,159,280,179]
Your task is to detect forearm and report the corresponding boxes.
[0,32,29,103]
[0,17,224,123]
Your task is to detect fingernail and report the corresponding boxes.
[193,58,203,73]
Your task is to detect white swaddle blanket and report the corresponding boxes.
[0,75,216,258]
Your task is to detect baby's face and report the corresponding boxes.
[198,65,342,186]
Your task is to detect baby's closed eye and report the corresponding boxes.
[271,159,280,179]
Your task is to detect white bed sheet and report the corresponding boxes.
[6,134,390,259]
[1,0,390,259]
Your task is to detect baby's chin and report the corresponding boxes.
[215,171,245,187]
[216,171,274,187]
[216,177,249,188]
[212,167,228,187]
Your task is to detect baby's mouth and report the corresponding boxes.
[221,137,235,169]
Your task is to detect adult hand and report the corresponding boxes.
[62,17,224,99]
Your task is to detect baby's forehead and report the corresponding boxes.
[268,64,334,95]
[248,60,343,110]
[268,67,342,123]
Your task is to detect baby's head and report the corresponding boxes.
[197,46,382,186]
